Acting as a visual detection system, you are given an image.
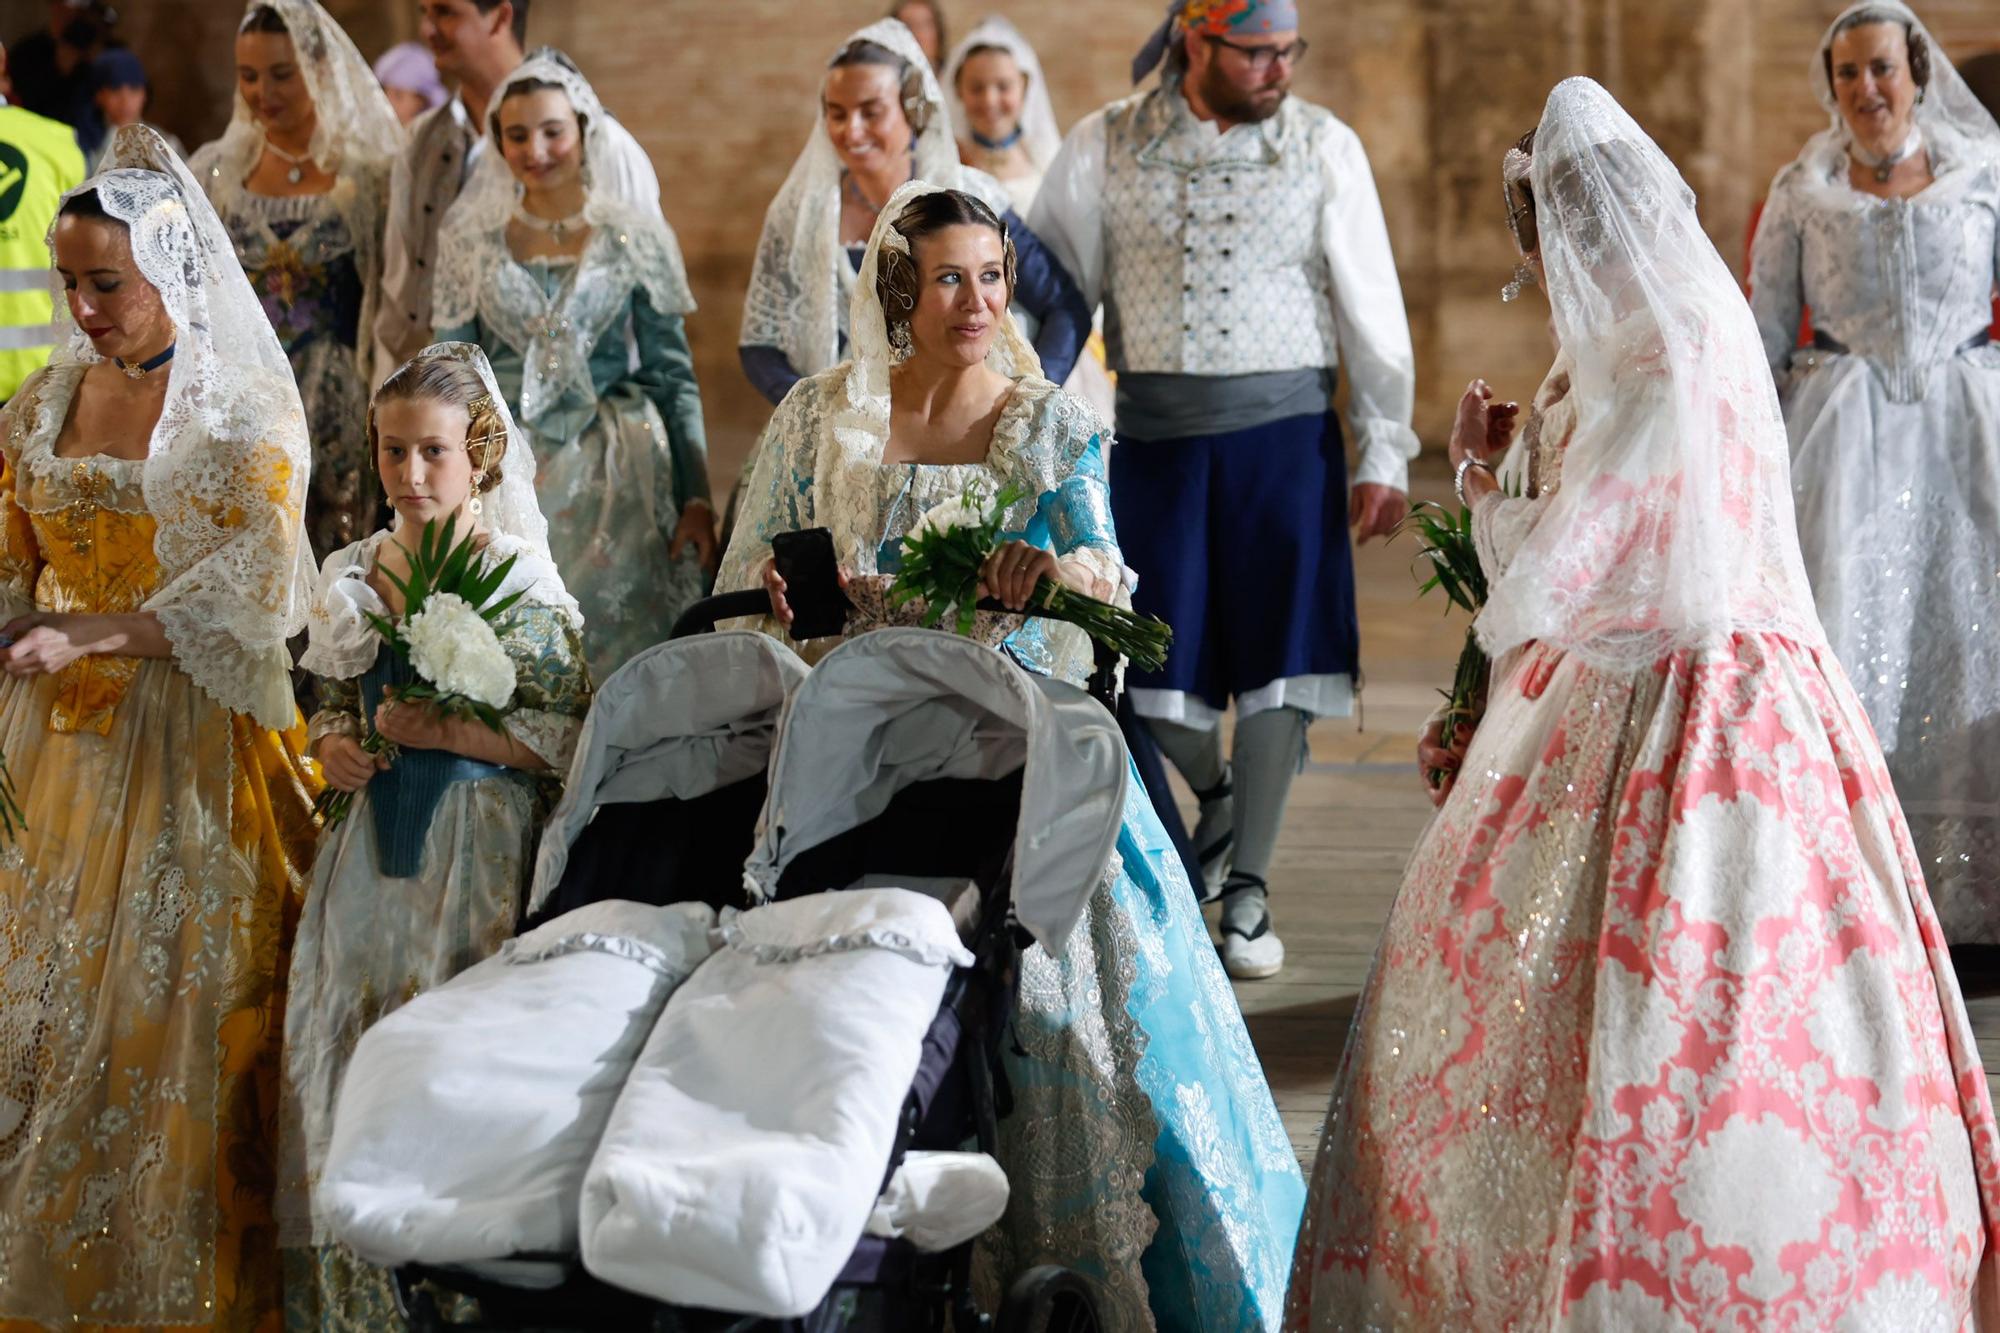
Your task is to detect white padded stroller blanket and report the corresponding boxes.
[319,900,718,1267]
[579,887,973,1317]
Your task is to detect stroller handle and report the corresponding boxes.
[668,588,772,640]
[670,534,1122,706]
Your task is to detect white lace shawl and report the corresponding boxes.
[942,15,1064,171]
[432,203,694,427]
[431,50,696,427]
[740,18,1015,378]
[37,127,315,729]
[1472,79,1825,672]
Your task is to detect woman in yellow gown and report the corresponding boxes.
[0,126,320,1333]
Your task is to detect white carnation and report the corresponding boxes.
[910,494,987,540]
[404,593,517,708]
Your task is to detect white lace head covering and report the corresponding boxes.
[1802,2,2000,170]
[741,18,980,379]
[814,178,1041,573]
[450,47,620,230]
[1473,78,1825,670]
[45,125,314,728]
[942,16,1063,170]
[416,340,560,563]
[431,50,696,426]
[300,341,582,678]
[207,0,404,183]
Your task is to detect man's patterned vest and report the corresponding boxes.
[381,102,476,367]
[1101,86,1340,376]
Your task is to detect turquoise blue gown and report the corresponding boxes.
[435,214,712,679]
[716,370,1304,1332]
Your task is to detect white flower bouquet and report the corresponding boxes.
[315,516,526,828]
[891,482,1172,673]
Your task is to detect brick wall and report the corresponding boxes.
[5,0,1998,488]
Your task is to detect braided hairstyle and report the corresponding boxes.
[874,188,1017,346]
[369,353,508,495]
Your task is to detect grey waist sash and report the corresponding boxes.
[1115,367,1335,442]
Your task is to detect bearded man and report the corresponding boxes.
[1031,0,1418,979]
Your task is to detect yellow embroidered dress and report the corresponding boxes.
[0,369,319,1330]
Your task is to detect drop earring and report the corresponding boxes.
[1501,261,1537,304]
[468,473,485,518]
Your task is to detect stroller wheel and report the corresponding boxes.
[996,1266,1100,1333]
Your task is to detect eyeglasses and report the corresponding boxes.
[1203,34,1308,73]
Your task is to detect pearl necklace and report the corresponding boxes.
[511,201,589,243]
[262,138,314,185]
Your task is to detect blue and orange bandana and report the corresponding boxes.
[1133,0,1301,83]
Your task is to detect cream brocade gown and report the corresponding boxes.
[0,369,319,1333]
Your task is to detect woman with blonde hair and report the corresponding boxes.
[280,342,589,1326]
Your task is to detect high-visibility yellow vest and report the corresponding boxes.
[0,104,85,401]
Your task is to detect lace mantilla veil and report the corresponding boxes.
[37,125,315,729]
[431,49,695,427]
[204,0,404,183]
[942,16,1064,171]
[300,340,582,680]
[741,18,989,381]
[809,178,1043,576]
[1473,79,1824,670]
[1795,1,2000,174]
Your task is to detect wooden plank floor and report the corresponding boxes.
[1189,468,2000,1167]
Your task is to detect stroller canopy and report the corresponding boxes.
[746,629,1127,956]
[530,632,810,912]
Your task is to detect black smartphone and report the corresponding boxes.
[770,527,848,640]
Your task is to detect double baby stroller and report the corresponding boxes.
[319,600,1123,1331]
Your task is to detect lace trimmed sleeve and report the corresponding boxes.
[1471,492,1547,587]
[145,376,314,730]
[1038,398,1126,600]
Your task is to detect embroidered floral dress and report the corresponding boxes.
[435,217,711,678]
[1750,133,2000,948]
[719,370,1305,1332]
[191,161,389,561]
[278,527,589,1331]
[0,363,320,1333]
[1284,353,2000,1329]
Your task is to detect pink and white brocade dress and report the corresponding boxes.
[1285,347,2000,1329]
